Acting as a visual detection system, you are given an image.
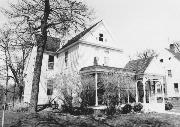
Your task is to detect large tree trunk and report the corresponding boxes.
[30,0,50,112]
[30,45,46,112]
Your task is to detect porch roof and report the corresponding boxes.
[80,65,135,75]
[124,57,153,74]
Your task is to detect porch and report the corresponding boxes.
[80,65,166,112]
[135,73,166,112]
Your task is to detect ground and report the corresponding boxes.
[1,110,180,127]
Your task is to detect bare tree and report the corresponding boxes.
[1,0,94,112]
[99,72,135,105]
[0,27,33,105]
[136,49,158,59]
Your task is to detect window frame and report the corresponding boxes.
[99,33,103,42]
[48,55,54,70]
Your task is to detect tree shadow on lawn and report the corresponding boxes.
[107,114,173,127]
[8,112,176,127]
[9,112,107,127]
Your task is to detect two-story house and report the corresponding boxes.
[157,43,180,98]
[23,20,128,105]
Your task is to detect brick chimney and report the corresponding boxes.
[94,57,98,65]
[170,44,176,52]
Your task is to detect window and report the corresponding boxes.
[99,33,103,42]
[160,59,163,62]
[65,51,68,67]
[47,80,53,95]
[48,55,54,69]
[168,70,172,77]
[174,83,179,93]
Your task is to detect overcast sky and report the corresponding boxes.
[1,0,180,56]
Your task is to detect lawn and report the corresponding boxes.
[1,110,180,127]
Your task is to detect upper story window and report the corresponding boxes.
[160,59,163,63]
[65,51,68,67]
[48,55,54,70]
[168,70,172,77]
[174,83,179,93]
[47,80,53,95]
[99,33,103,42]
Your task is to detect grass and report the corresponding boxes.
[0,110,26,127]
[1,110,180,127]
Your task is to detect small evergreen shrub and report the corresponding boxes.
[122,104,132,114]
[133,103,143,112]
[165,102,173,110]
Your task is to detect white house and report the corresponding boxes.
[125,57,166,112]
[157,43,180,98]
[124,43,180,112]
[23,20,128,105]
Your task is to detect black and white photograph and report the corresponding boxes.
[0,0,180,126]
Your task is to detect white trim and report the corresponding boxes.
[56,40,123,54]
[44,50,57,55]
[80,40,123,52]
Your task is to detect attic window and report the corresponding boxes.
[169,57,171,60]
[160,59,163,62]
[99,33,103,42]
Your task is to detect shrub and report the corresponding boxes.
[81,107,94,115]
[122,104,132,114]
[105,105,116,116]
[10,102,29,112]
[133,103,143,112]
[165,102,173,110]
[61,105,94,115]
[61,104,72,113]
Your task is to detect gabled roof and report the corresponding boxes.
[124,57,154,74]
[35,34,60,52]
[60,20,102,50]
[165,48,180,61]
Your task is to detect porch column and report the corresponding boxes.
[95,72,98,106]
[161,78,165,103]
[143,81,146,103]
[149,80,151,103]
[136,81,138,102]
